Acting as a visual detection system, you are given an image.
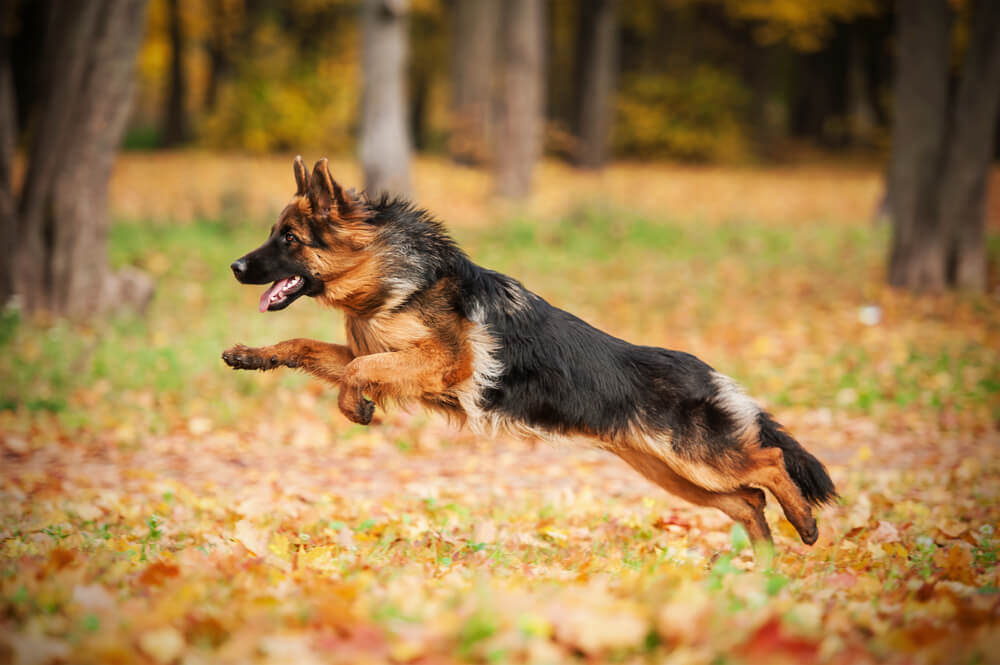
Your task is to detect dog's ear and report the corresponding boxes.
[293,155,309,196]
[309,158,355,214]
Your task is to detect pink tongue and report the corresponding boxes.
[259,278,292,312]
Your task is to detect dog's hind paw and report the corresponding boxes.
[798,517,819,546]
[222,344,274,371]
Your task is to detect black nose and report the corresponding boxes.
[231,259,247,280]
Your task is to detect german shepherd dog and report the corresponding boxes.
[223,157,836,551]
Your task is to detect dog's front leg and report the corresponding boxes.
[222,339,354,384]
[337,345,452,425]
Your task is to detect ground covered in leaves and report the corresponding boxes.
[2,156,999,664]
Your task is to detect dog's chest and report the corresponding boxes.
[345,311,430,357]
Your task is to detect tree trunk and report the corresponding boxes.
[359,0,412,199]
[0,0,16,308]
[887,0,953,291]
[846,24,875,147]
[204,0,229,111]
[449,0,499,166]
[572,0,617,169]
[161,0,187,146]
[15,0,153,317]
[937,0,1000,290]
[409,67,429,152]
[494,0,544,199]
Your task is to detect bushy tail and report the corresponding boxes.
[757,413,837,506]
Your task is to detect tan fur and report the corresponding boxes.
[614,447,773,546]
[740,446,818,543]
[345,310,433,356]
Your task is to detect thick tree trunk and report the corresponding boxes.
[937,0,1000,290]
[161,0,187,146]
[572,0,617,169]
[360,0,412,198]
[449,0,499,166]
[15,0,153,317]
[494,0,544,199]
[0,0,16,308]
[887,0,953,291]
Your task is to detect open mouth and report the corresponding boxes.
[259,275,306,312]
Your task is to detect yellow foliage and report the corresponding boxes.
[615,68,751,162]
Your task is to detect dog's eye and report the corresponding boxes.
[283,232,298,245]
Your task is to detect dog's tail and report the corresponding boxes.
[757,412,837,507]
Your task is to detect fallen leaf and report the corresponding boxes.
[138,627,186,664]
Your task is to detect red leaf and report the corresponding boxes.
[743,618,820,664]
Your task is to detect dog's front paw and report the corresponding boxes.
[355,397,376,425]
[338,385,376,425]
[222,344,277,371]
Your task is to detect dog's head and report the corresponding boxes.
[230,157,375,312]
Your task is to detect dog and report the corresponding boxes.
[223,157,836,551]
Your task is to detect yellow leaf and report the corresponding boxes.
[852,445,873,463]
[269,532,292,562]
[299,546,339,573]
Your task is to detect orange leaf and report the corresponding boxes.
[139,561,180,586]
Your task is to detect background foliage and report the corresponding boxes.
[128,0,902,160]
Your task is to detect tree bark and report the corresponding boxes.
[449,0,499,166]
[846,24,875,147]
[937,0,1000,290]
[204,0,230,111]
[161,0,187,146]
[888,0,1000,292]
[360,0,413,198]
[887,0,953,291]
[494,0,544,199]
[572,0,618,169]
[0,0,16,308]
[15,0,153,317]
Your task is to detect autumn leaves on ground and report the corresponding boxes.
[2,155,999,665]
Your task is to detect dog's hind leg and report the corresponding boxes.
[739,446,818,545]
[222,339,354,384]
[614,448,772,548]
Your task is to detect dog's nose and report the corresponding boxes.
[231,259,247,280]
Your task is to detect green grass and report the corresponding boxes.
[1,209,997,434]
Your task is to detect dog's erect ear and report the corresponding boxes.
[309,158,354,213]
[293,155,309,196]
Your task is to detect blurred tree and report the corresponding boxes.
[888,0,1000,291]
[449,0,499,165]
[409,1,448,152]
[494,0,544,198]
[360,0,412,197]
[573,0,618,168]
[0,0,14,307]
[845,21,876,146]
[203,0,232,111]
[9,0,154,317]
[161,0,188,145]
